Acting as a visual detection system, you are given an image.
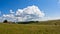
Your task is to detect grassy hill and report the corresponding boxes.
[33,20,60,25]
[17,19,60,25]
[0,20,60,34]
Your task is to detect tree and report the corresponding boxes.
[3,20,8,23]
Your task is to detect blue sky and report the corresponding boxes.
[0,0,60,21]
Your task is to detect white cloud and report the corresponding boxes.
[10,9,15,14]
[1,5,45,22]
[3,14,14,18]
[15,5,45,21]
[16,5,45,17]
[26,5,44,17]
[16,9,23,16]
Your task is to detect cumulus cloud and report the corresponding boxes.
[2,14,16,22]
[16,5,44,17]
[3,14,14,18]
[10,9,15,14]
[2,5,45,22]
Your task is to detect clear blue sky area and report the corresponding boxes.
[0,0,60,18]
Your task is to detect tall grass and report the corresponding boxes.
[0,23,60,34]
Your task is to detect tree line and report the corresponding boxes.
[3,20,39,24]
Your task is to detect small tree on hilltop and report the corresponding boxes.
[3,20,8,23]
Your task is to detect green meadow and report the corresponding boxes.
[0,24,60,34]
[0,20,60,34]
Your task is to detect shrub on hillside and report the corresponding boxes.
[3,20,8,23]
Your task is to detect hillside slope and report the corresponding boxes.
[28,20,60,25]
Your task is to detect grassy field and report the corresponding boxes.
[0,23,60,34]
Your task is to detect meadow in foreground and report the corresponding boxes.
[0,23,60,34]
